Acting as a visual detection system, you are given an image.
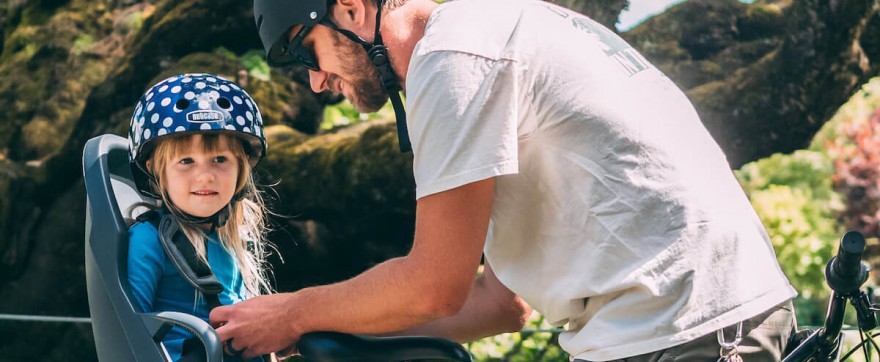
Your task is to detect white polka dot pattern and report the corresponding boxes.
[129,73,267,168]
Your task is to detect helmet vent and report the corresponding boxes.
[217,97,232,110]
[175,99,190,111]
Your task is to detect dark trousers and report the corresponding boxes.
[576,300,796,361]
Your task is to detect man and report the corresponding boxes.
[210,0,798,360]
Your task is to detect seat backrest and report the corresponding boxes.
[83,134,165,361]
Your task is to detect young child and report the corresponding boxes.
[126,73,273,362]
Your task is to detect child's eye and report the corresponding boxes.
[213,156,228,163]
[178,157,194,165]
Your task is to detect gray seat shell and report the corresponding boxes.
[83,134,223,362]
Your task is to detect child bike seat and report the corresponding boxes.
[83,134,224,361]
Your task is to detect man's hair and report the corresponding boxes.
[381,0,407,9]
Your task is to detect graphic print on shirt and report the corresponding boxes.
[541,4,651,77]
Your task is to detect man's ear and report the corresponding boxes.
[329,0,374,35]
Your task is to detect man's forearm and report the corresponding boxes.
[290,254,480,337]
[388,267,532,343]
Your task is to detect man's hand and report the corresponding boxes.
[210,293,301,359]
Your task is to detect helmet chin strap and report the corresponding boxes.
[162,191,245,232]
[322,0,411,152]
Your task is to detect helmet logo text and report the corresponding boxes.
[187,110,224,123]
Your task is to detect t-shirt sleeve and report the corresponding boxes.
[127,222,164,312]
[406,50,520,199]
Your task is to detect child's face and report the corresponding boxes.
[163,134,240,218]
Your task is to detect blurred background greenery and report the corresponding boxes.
[2,0,880,360]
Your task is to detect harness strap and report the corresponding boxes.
[137,210,224,310]
[137,210,265,361]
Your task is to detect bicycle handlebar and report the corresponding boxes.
[783,231,872,361]
[826,231,868,294]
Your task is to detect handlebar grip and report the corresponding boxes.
[825,231,868,294]
[833,231,866,278]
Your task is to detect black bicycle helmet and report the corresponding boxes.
[253,0,411,152]
[255,0,328,67]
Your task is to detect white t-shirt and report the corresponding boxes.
[406,0,797,360]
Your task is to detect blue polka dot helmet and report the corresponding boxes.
[128,73,267,197]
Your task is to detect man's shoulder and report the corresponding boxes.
[417,0,527,59]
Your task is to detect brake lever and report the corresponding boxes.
[852,292,878,331]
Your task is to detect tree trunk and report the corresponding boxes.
[624,0,880,168]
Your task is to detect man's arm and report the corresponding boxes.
[211,178,496,359]
[389,262,533,343]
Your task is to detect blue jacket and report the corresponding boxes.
[127,217,252,361]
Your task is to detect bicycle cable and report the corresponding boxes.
[838,330,880,360]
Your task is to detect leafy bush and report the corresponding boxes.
[828,109,880,238]
[467,313,568,362]
[242,50,272,82]
[735,151,842,324]
[322,98,395,130]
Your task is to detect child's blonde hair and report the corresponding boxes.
[146,132,272,298]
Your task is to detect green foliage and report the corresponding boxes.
[242,50,271,82]
[322,100,364,129]
[735,151,842,324]
[467,314,568,362]
[124,10,145,32]
[71,33,94,55]
[322,99,395,130]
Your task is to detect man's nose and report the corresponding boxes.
[308,69,329,93]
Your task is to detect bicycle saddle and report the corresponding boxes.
[297,332,472,361]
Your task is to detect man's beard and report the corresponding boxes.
[346,69,389,112]
[334,33,391,112]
